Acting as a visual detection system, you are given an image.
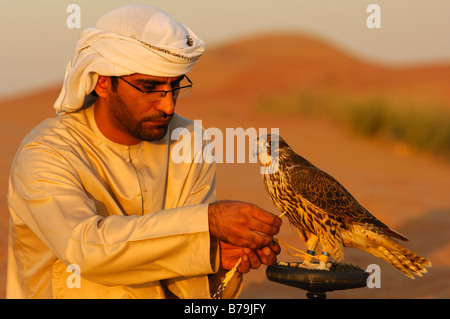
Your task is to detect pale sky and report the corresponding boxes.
[1,0,450,99]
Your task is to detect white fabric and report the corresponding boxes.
[7,107,244,298]
[54,5,205,114]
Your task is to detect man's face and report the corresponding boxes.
[106,74,182,142]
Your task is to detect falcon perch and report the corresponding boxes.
[254,134,431,279]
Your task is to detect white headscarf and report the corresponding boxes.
[54,5,205,114]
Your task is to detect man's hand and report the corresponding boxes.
[220,241,281,273]
[208,201,282,249]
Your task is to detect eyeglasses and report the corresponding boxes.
[117,75,193,101]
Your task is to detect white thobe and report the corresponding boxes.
[7,105,241,299]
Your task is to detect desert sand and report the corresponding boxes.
[0,33,449,299]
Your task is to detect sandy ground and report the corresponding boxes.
[0,33,449,299]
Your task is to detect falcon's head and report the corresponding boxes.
[254,134,290,167]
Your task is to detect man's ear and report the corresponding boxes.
[94,76,111,98]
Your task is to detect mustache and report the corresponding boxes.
[141,112,174,122]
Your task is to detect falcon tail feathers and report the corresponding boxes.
[370,241,431,279]
[381,227,409,242]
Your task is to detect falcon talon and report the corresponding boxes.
[302,253,314,263]
[318,252,330,267]
[317,262,330,271]
[298,262,317,270]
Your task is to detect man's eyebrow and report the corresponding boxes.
[135,76,184,85]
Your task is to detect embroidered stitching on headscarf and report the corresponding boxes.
[137,40,202,62]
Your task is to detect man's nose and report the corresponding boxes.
[155,91,175,115]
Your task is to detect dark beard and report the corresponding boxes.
[109,92,174,141]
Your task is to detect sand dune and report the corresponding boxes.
[0,33,449,299]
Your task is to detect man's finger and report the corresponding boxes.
[257,246,277,265]
[238,254,250,273]
[268,241,281,255]
[243,247,262,269]
[250,206,282,228]
[243,231,273,249]
[250,220,280,236]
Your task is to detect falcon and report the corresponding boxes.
[254,134,431,279]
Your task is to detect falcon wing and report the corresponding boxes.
[288,164,408,241]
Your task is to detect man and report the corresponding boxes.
[7,5,281,299]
